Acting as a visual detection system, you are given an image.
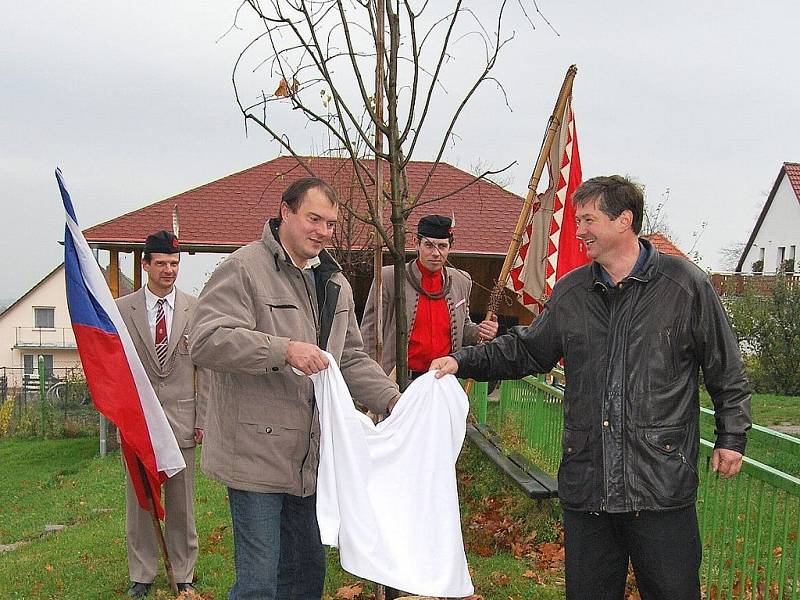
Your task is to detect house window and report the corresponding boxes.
[23,354,54,377]
[42,355,54,377]
[23,354,34,375]
[34,307,55,329]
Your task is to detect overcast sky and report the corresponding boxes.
[2,1,798,301]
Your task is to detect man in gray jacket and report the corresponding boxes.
[190,177,400,600]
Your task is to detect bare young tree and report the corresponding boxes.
[230,0,528,388]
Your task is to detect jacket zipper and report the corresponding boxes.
[678,451,698,478]
[295,264,319,495]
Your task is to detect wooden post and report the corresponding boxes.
[133,249,142,291]
[108,250,120,298]
[464,65,578,396]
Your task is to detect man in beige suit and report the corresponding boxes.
[116,230,206,598]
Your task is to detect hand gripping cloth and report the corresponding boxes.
[310,354,474,597]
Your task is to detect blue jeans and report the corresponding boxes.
[228,489,326,600]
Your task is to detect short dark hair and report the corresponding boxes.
[572,175,644,234]
[277,177,338,223]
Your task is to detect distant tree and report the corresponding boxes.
[726,276,800,395]
[640,186,706,263]
[718,241,746,272]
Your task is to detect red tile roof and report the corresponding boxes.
[642,232,689,260]
[83,156,526,255]
[785,162,800,201]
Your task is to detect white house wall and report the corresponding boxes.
[742,175,800,273]
[0,265,81,387]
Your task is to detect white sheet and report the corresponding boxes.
[311,354,474,598]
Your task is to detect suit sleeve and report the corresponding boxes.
[193,366,210,429]
[453,300,562,381]
[460,276,481,347]
[343,282,400,414]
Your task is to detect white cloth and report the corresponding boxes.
[311,354,474,598]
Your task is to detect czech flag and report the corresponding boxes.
[57,168,184,518]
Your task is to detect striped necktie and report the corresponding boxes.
[155,298,168,367]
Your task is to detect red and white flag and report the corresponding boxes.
[507,100,589,313]
[57,168,184,518]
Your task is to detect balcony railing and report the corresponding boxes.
[14,327,77,349]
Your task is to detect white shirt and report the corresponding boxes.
[144,286,176,343]
[311,354,474,598]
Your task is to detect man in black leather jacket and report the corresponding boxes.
[432,175,751,600]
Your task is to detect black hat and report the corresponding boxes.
[417,215,452,239]
[144,230,180,254]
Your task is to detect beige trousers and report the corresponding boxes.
[124,446,198,584]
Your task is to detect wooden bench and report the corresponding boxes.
[465,423,558,499]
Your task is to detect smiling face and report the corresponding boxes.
[278,186,338,266]
[575,196,633,267]
[143,253,180,297]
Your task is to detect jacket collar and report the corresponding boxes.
[591,237,658,291]
[262,218,341,277]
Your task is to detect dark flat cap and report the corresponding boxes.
[417,215,452,239]
[144,230,180,254]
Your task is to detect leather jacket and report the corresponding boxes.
[453,240,751,512]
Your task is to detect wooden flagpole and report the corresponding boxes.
[137,460,178,594]
[463,64,577,395]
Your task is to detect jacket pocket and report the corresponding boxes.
[640,330,678,392]
[638,424,698,505]
[233,421,303,487]
[558,427,593,506]
[173,397,196,444]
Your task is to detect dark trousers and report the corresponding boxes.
[563,506,702,600]
[227,489,326,600]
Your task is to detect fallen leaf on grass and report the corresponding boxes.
[336,583,363,599]
[490,571,511,586]
[44,564,53,572]
[522,570,544,584]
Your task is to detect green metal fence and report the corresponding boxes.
[465,376,800,598]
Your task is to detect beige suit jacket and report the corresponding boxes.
[116,287,207,448]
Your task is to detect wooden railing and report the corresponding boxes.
[710,272,800,296]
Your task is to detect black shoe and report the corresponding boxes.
[176,583,195,593]
[127,582,152,598]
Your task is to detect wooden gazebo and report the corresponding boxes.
[83,156,533,326]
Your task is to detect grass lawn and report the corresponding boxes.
[700,390,800,427]
[0,437,565,599]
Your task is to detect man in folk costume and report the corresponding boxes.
[361,214,499,379]
[116,230,207,598]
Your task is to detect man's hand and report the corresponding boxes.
[193,428,204,444]
[285,340,329,375]
[477,316,499,342]
[711,448,743,479]
[429,356,459,379]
